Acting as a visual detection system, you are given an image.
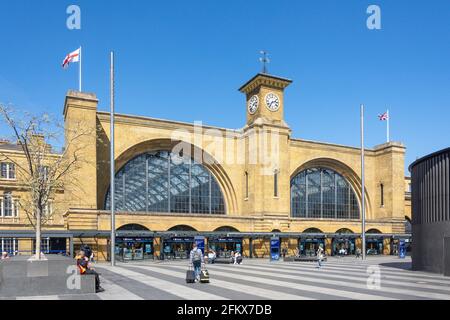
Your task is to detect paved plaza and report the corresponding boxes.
[9,256,450,300]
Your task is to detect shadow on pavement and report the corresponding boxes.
[379,261,412,270]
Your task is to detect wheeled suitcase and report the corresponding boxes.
[186,268,196,283]
[200,269,210,283]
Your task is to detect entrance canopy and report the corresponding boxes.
[0,230,412,240]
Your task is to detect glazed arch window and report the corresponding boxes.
[105,151,225,215]
[291,167,360,219]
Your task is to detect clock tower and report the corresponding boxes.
[239,73,293,219]
[239,73,292,128]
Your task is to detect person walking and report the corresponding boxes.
[316,245,324,269]
[355,247,362,259]
[189,243,204,282]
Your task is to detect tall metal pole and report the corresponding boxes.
[361,104,366,260]
[79,46,82,92]
[386,109,390,143]
[110,51,116,266]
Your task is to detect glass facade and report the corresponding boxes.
[105,151,225,214]
[291,167,360,219]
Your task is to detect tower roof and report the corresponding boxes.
[238,73,292,94]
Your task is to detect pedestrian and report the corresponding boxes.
[355,247,361,259]
[316,246,324,269]
[208,250,216,264]
[1,252,9,260]
[235,251,243,265]
[189,243,204,282]
[230,251,235,264]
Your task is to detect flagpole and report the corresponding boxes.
[361,104,366,260]
[387,109,390,143]
[79,46,82,92]
[110,51,116,266]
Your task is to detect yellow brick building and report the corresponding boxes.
[1,73,412,260]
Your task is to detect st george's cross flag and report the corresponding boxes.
[62,47,82,92]
[62,47,81,68]
[378,111,389,121]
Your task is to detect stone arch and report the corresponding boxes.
[291,158,373,219]
[117,224,150,231]
[335,228,354,234]
[303,228,323,233]
[214,226,240,232]
[168,225,197,232]
[100,138,238,215]
[366,228,382,234]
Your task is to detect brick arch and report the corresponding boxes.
[291,158,373,220]
[100,138,238,215]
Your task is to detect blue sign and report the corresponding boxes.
[195,236,205,255]
[270,238,280,261]
[399,240,406,259]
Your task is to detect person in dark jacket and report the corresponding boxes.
[77,250,104,293]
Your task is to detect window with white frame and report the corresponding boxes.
[0,162,16,180]
[1,238,18,255]
[1,193,19,218]
[43,201,53,217]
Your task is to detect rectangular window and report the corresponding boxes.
[3,193,13,217]
[380,183,384,207]
[8,163,15,179]
[1,238,18,255]
[274,170,279,197]
[0,163,16,180]
[0,163,7,178]
[245,172,249,199]
[13,200,19,217]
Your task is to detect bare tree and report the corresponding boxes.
[0,104,92,260]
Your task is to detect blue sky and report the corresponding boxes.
[1,0,449,174]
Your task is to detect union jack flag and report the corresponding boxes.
[378,111,389,121]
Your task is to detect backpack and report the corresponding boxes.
[193,249,202,262]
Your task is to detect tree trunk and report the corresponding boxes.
[35,208,41,260]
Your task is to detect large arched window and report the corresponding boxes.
[105,151,225,215]
[291,167,360,219]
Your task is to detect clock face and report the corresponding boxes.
[265,93,280,112]
[248,95,259,115]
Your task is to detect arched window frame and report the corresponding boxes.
[291,167,360,220]
[105,151,226,215]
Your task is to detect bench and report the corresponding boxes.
[0,255,96,298]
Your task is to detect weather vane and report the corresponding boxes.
[259,50,270,74]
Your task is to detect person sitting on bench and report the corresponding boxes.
[77,249,104,293]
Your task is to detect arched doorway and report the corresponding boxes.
[168,225,197,232]
[333,228,356,256]
[117,224,149,231]
[115,224,153,261]
[366,229,383,255]
[163,225,198,259]
[210,226,242,257]
[299,228,325,257]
